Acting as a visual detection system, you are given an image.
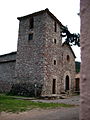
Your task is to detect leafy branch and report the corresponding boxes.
[61,26,80,47]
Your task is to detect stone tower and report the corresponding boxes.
[15,9,75,96]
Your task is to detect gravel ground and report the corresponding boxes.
[32,95,80,105]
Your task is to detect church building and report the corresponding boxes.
[0,9,76,96]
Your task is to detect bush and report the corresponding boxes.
[8,82,43,97]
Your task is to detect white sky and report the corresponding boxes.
[0,0,80,61]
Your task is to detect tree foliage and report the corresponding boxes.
[61,26,80,47]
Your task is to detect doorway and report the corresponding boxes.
[52,79,56,94]
[65,75,69,91]
[75,78,80,91]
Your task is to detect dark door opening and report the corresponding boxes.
[75,78,80,91]
[65,75,69,91]
[52,79,56,94]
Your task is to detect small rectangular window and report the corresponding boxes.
[29,17,34,29]
[54,21,57,32]
[28,33,33,40]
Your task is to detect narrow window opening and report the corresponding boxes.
[67,55,70,62]
[29,17,34,29]
[54,39,57,44]
[28,33,33,40]
[52,79,56,94]
[54,21,57,32]
[54,60,56,65]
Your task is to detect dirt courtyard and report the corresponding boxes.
[0,107,79,120]
[0,96,80,120]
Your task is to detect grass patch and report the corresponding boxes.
[0,94,75,113]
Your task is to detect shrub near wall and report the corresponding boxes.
[8,82,43,97]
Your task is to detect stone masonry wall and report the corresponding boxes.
[42,13,62,96]
[62,44,75,92]
[15,12,48,93]
[0,53,16,92]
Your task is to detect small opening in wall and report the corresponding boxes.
[28,33,33,40]
[67,55,70,62]
[54,60,56,65]
[29,17,34,29]
[54,39,57,44]
[54,21,57,32]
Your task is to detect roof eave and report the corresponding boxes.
[17,8,63,27]
[62,42,76,58]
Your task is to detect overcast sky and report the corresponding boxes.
[0,0,80,61]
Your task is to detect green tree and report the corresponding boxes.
[61,26,80,47]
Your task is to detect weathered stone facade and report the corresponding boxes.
[0,9,76,96]
[62,43,75,93]
[0,52,16,92]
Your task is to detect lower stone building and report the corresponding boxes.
[0,9,79,96]
[75,61,80,93]
[0,43,77,97]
